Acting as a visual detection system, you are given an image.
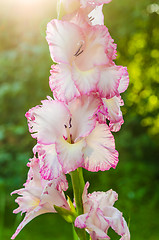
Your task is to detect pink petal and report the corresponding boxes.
[25,99,70,145]
[74,25,111,71]
[88,189,118,209]
[72,62,100,95]
[69,95,102,141]
[102,206,130,240]
[75,208,109,239]
[97,65,122,99]
[102,96,124,132]
[46,19,85,64]
[120,219,130,240]
[118,67,129,93]
[52,174,68,192]
[88,5,104,25]
[49,64,80,103]
[56,137,86,174]
[41,181,69,210]
[84,123,119,171]
[33,144,63,180]
[11,208,50,239]
[74,213,89,228]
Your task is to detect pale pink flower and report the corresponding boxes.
[25,95,118,176]
[75,182,130,240]
[11,157,69,239]
[46,17,123,102]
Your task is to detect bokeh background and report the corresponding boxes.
[0,0,159,239]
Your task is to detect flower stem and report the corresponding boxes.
[70,168,86,240]
[70,168,85,215]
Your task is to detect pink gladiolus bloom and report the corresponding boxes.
[25,95,118,176]
[75,182,130,240]
[11,157,69,239]
[47,17,124,102]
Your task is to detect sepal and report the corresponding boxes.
[54,205,77,223]
[67,195,76,214]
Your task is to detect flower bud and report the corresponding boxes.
[57,0,80,19]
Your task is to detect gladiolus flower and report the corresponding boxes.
[47,17,123,102]
[75,182,130,240]
[25,95,118,177]
[11,157,69,239]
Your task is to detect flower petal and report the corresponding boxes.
[74,213,89,228]
[11,208,50,239]
[84,123,119,171]
[72,62,100,95]
[88,189,118,209]
[49,64,80,103]
[75,25,111,71]
[56,137,86,174]
[46,19,85,64]
[118,67,129,93]
[97,65,122,99]
[41,181,69,210]
[102,206,130,240]
[103,96,124,132]
[33,143,63,180]
[25,99,70,145]
[69,95,102,141]
[88,5,104,25]
[75,209,110,239]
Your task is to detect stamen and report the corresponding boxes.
[89,16,95,22]
[64,118,73,143]
[65,127,71,143]
[69,118,72,128]
[74,44,83,56]
[76,50,84,57]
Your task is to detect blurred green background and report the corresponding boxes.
[0,0,159,239]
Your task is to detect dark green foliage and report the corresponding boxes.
[0,0,159,239]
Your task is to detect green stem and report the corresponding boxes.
[70,168,85,215]
[70,168,86,240]
[72,224,79,240]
